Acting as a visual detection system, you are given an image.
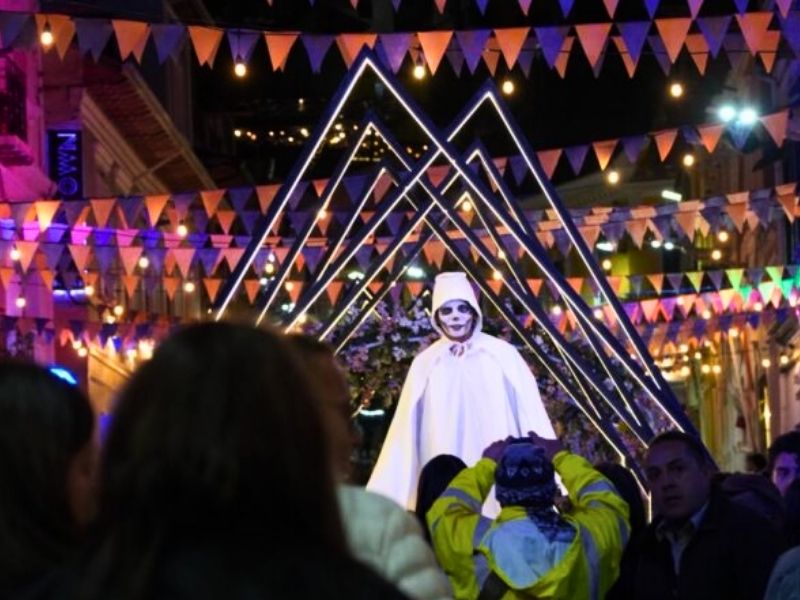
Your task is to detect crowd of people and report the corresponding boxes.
[2,321,800,599]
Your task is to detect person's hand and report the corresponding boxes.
[527,431,564,461]
[482,437,513,462]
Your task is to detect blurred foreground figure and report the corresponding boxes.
[427,433,629,599]
[74,323,410,600]
[0,362,96,600]
[369,272,555,513]
[288,335,451,600]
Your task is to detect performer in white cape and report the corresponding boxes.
[367,271,556,511]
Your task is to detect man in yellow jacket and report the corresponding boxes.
[427,432,630,599]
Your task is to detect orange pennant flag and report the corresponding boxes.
[244,279,261,304]
[735,12,773,56]
[39,270,54,291]
[200,189,226,217]
[163,252,177,276]
[759,32,780,73]
[112,20,150,62]
[592,139,617,170]
[654,18,691,63]
[673,211,698,240]
[654,129,678,161]
[256,184,281,213]
[487,279,504,295]
[640,299,661,323]
[527,279,543,296]
[536,149,561,178]
[34,200,61,230]
[188,26,224,67]
[482,36,501,75]
[493,27,529,69]
[171,248,195,279]
[0,267,14,290]
[579,225,601,248]
[216,210,237,235]
[312,179,329,197]
[602,0,619,18]
[575,23,612,68]
[35,14,76,60]
[760,110,788,147]
[287,281,303,303]
[612,36,637,78]
[163,277,180,300]
[647,273,665,293]
[434,0,447,13]
[326,281,344,305]
[417,31,453,75]
[122,275,140,298]
[264,33,299,71]
[697,123,725,153]
[145,194,170,226]
[685,33,709,74]
[725,202,748,233]
[90,198,116,228]
[627,219,647,248]
[336,33,377,67]
[554,37,574,78]
[118,246,143,275]
[223,248,245,270]
[16,241,38,273]
[777,194,797,222]
[567,277,584,294]
[203,278,222,302]
[69,244,92,271]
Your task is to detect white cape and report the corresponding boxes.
[367,332,555,511]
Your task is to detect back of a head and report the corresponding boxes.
[784,478,800,546]
[415,454,467,539]
[88,323,347,596]
[595,463,646,535]
[495,441,557,509]
[0,362,93,588]
[768,430,800,469]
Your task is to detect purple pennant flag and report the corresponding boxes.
[343,175,369,204]
[302,246,324,273]
[708,270,725,291]
[234,235,250,248]
[150,24,185,64]
[621,135,649,163]
[723,34,749,72]
[696,16,731,57]
[40,244,64,271]
[718,314,733,332]
[546,280,561,301]
[0,12,30,48]
[74,18,113,61]
[647,35,672,76]
[781,13,800,56]
[665,320,682,341]
[226,30,260,62]
[558,0,575,18]
[141,228,162,249]
[680,126,701,145]
[355,246,373,269]
[747,313,760,329]
[728,123,751,149]
[197,248,220,275]
[601,220,626,244]
[385,212,404,235]
[94,246,117,274]
[475,0,490,14]
[552,229,572,256]
[509,155,528,185]
[446,48,465,76]
[644,0,661,18]
[93,228,115,247]
[518,0,532,14]
[534,27,569,69]
[252,248,271,274]
[750,199,773,227]
[700,206,723,231]
[62,202,85,226]
[288,181,309,210]
[302,34,335,73]
[117,197,142,228]
[240,211,260,234]
[564,145,589,174]
[228,187,253,213]
[748,267,764,284]
[172,193,194,221]
[693,317,708,337]
[629,275,643,295]
[45,223,68,243]
[455,29,491,73]
[192,208,209,232]
[378,33,412,73]
[287,211,309,235]
[186,232,207,250]
[666,273,684,291]
[733,0,749,13]
[651,215,673,239]
[517,39,536,77]
[687,0,704,18]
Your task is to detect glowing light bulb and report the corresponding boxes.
[138,256,149,269]
[77,347,88,358]
[265,262,276,275]
[413,64,426,80]
[694,352,702,360]
[461,200,473,212]
[711,249,722,261]
[682,153,695,167]
[702,309,712,319]
[606,170,620,185]
[679,343,689,353]
[551,305,562,316]
[183,281,196,293]
[501,79,515,96]
[717,230,729,243]
[492,270,502,281]
[234,129,242,138]
[712,364,722,375]
[300,127,309,137]
[729,328,739,338]
[601,259,612,271]
[701,364,711,374]
[593,308,604,320]
[84,285,95,297]
[234,58,247,77]
[15,296,25,309]
[754,301,764,312]
[9,247,20,261]
[669,82,684,98]
[780,355,790,366]
[285,281,295,292]
[177,224,188,238]
[113,305,124,317]
[762,358,772,369]
[40,24,54,48]
[680,365,691,377]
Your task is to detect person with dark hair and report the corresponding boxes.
[769,431,800,497]
[613,430,784,600]
[426,432,629,599]
[369,272,554,516]
[0,362,96,599]
[415,455,468,543]
[287,334,451,600]
[73,323,409,600]
[765,479,800,599]
[745,451,769,476]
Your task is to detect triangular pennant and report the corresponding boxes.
[90,198,116,228]
[494,27,529,69]
[170,248,195,279]
[455,29,491,73]
[417,31,453,75]
[16,241,38,273]
[112,20,150,62]
[617,21,651,66]
[163,277,180,300]
[150,24,185,63]
[203,278,222,302]
[34,200,61,230]
[302,34,336,73]
[654,129,678,161]
[592,139,617,170]
[696,16,731,57]
[68,244,92,271]
[187,26,224,67]
[145,194,170,226]
[122,275,140,298]
[118,246,143,275]
[481,36,501,75]
[644,0,661,18]
[265,32,299,71]
[760,110,789,147]
[735,12,773,56]
[685,33,709,74]
[227,29,260,64]
[74,18,113,61]
[533,26,569,68]
[777,193,797,222]
[654,18,691,64]
[377,33,411,73]
[558,0,575,18]
[725,202,748,233]
[575,23,611,68]
[336,33,378,67]
[697,123,725,153]
[673,210,698,240]
[622,135,649,162]
[326,280,344,305]
[564,145,589,174]
[554,36,574,77]
[536,149,561,178]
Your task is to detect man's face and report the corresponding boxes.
[645,440,712,523]
[771,452,800,496]
[437,299,475,342]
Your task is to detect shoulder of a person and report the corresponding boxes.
[474,332,519,355]
[339,486,421,530]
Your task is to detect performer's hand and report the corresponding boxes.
[482,437,512,462]
[527,431,564,461]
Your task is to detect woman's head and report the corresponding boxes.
[415,454,467,541]
[97,323,345,551]
[0,362,95,586]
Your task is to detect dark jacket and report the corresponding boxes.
[611,490,784,600]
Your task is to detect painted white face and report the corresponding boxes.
[437,299,475,342]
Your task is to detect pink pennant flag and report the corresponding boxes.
[735,12,773,56]
[654,18,691,63]
[760,110,789,147]
[653,129,678,161]
[575,23,611,68]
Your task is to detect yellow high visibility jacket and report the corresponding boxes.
[427,451,630,600]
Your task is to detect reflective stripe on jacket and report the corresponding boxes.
[427,451,630,600]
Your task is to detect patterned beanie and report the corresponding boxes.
[495,442,557,508]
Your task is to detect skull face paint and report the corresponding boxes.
[436,299,476,342]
